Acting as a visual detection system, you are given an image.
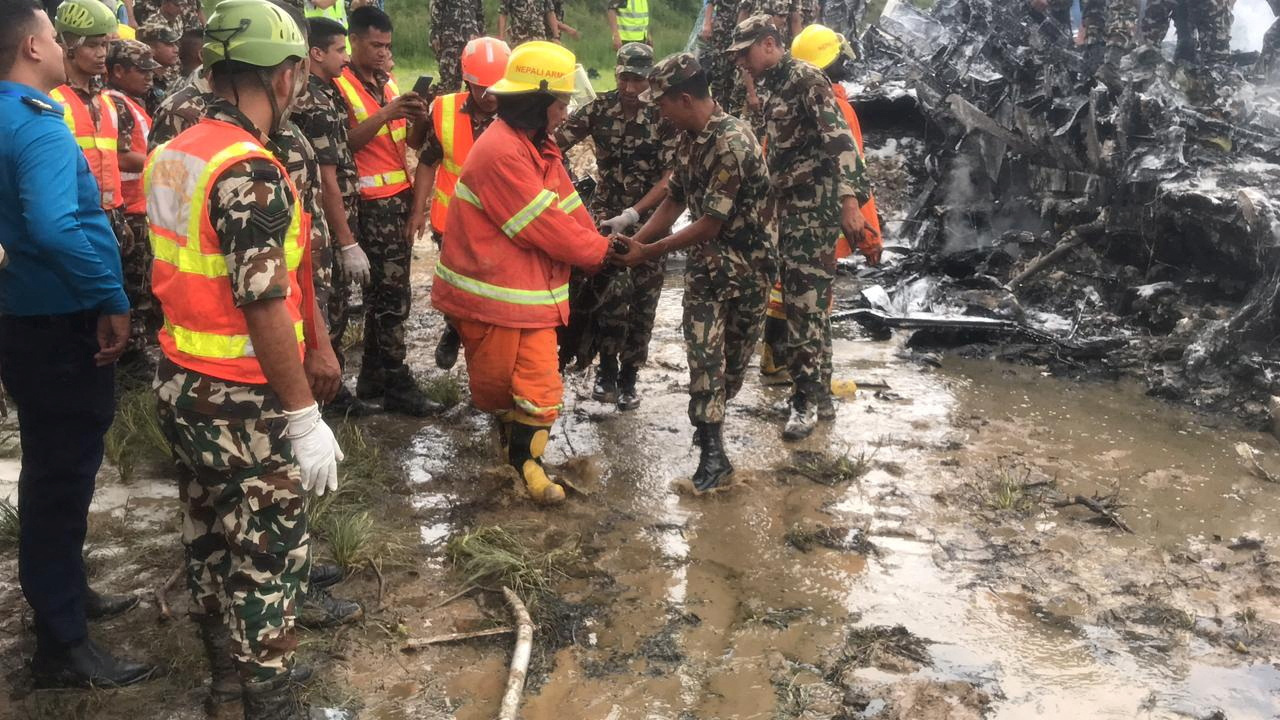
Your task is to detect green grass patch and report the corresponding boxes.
[104,386,170,483]
[421,372,463,409]
[786,446,873,486]
[0,497,18,549]
[446,525,581,604]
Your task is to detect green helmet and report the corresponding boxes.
[202,0,306,70]
[55,0,119,38]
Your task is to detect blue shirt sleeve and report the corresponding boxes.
[17,120,130,315]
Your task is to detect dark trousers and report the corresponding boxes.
[0,312,115,648]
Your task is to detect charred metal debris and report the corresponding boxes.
[841,0,1280,425]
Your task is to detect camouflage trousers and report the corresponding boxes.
[433,35,467,93]
[684,286,768,425]
[327,196,360,360]
[1082,0,1140,48]
[123,213,160,349]
[358,191,412,371]
[779,221,839,400]
[699,44,739,111]
[1141,0,1233,62]
[593,256,667,367]
[157,402,310,682]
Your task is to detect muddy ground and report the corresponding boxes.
[5,148,1280,719]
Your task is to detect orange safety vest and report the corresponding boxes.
[429,92,476,233]
[144,119,312,384]
[332,67,410,200]
[832,83,881,261]
[109,90,151,216]
[50,85,122,211]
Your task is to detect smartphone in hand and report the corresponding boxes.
[412,74,436,101]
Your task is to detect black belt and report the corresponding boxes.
[0,310,99,330]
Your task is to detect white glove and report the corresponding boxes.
[340,243,372,286]
[284,403,344,497]
[599,207,640,235]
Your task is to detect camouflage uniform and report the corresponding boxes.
[744,16,869,404]
[647,55,778,424]
[132,0,201,30]
[343,71,413,375]
[153,99,312,683]
[1081,0,1140,49]
[429,0,484,93]
[698,0,744,107]
[1188,0,1234,63]
[555,50,678,371]
[293,72,361,352]
[501,0,551,45]
[150,73,333,321]
[138,23,183,115]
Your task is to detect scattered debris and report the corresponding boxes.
[154,567,182,622]
[445,526,580,600]
[1234,442,1280,483]
[786,525,880,556]
[833,624,932,672]
[1053,493,1135,534]
[785,448,874,486]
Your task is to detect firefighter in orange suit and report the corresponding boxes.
[760,23,883,388]
[407,36,510,371]
[431,41,611,506]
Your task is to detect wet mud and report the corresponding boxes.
[4,246,1280,719]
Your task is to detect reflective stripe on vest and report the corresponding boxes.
[435,261,569,306]
[110,90,151,215]
[304,1,346,25]
[333,67,411,200]
[617,0,649,40]
[430,92,475,232]
[50,86,122,210]
[145,122,308,381]
[452,181,568,240]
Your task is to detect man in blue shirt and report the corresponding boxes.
[0,0,153,689]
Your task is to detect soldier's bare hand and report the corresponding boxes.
[611,235,651,267]
[305,343,342,404]
[841,197,868,243]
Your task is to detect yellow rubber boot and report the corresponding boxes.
[509,422,565,505]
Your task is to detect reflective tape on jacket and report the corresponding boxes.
[429,92,475,233]
[434,261,569,306]
[50,85,122,210]
[109,90,151,215]
[617,0,649,40]
[333,67,411,200]
[144,119,309,384]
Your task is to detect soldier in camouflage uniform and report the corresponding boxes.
[1081,0,1140,50]
[732,15,870,440]
[500,0,555,45]
[429,0,484,93]
[134,0,200,35]
[144,2,352,717]
[556,43,678,411]
[615,53,778,492]
[698,0,744,107]
[138,23,181,113]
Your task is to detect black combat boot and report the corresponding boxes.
[242,671,354,720]
[435,324,461,370]
[297,587,363,629]
[382,366,443,417]
[592,354,619,403]
[691,422,733,492]
[616,363,640,411]
[354,359,384,401]
[323,385,375,419]
[308,562,344,590]
[84,586,139,621]
[31,637,155,689]
[197,616,241,710]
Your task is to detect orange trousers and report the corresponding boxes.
[454,319,563,425]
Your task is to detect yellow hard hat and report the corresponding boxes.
[116,23,136,40]
[791,24,843,70]
[488,40,576,96]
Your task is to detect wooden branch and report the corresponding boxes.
[1055,494,1134,534]
[402,626,516,650]
[154,567,182,622]
[1007,215,1107,294]
[429,585,478,611]
[497,587,534,720]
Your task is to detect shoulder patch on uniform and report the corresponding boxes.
[248,204,291,237]
[21,96,54,113]
[250,165,282,183]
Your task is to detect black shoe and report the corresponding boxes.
[85,587,139,621]
[298,588,363,629]
[197,616,240,708]
[243,671,354,720]
[616,364,640,411]
[32,638,156,689]
[592,355,619,403]
[691,422,733,492]
[382,366,444,417]
[355,363,384,401]
[309,562,344,590]
[324,385,375,419]
[435,325,461,370]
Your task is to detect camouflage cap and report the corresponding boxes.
[615,42,654,78]
[137,22,180,44]
[108,38,161,70]
[726,14,779,53]
[638,52,701,103]
[754,0,792,15]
